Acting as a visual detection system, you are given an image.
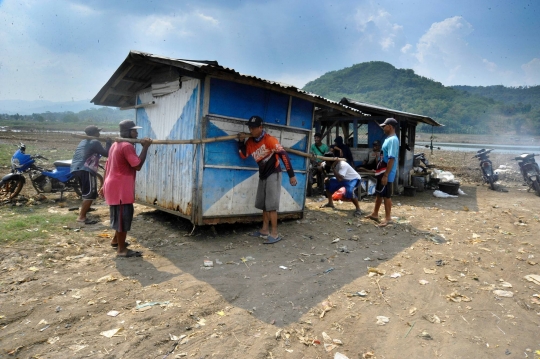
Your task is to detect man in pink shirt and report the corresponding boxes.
[102,120,152,258]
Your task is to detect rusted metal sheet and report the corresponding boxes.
[134,79,201,218]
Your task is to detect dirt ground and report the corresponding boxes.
[1,132,540,359]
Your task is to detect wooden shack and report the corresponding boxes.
[313,98,442,193]
[91,51,363,225]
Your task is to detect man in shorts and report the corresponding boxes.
[365,118,399,227]
[71,125,112,224]
[320,149,362,216]
[237,115,297,244]
[102,120,152,257]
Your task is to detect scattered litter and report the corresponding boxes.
[458,189,467,195]
[279,266,288,270]
[419,280,429,285]
[134,301,170,311]
[322,331,332,343]
[28,267,39,272]
[423,314,441,324]
[39,324,50,332]
[107,310,120,317]
[499,280,512,288]
[435,260,444,266]
[390,272,401,278]
[323,267,335,274]
[324,343,337,352]
[169,334,187,341]
[332,238,340,243]
[376,316,389,325]
[203,260,213,267]
[409,307,417,315]
[447,292,471,302]
[347,290,367,297]
[419,330,433,340]
[97,274,117,283]
[368,267,386,275]
[423,268,436,274]
[524,274,540,285]
[364,257,372,261]
[433,190,458,198]
[320,300,333,318]
[445,275,458,282]
[47,336,60,344]
[100,327,123,338]
[493,290,514,298]
[334,353,349,359]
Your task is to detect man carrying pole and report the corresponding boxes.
[237,115,297,244]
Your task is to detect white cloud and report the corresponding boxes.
[401,43,412,54]
[482,59,497,72]
[521,58,540,85]
[353,5,403,51]
[197,12,219,26]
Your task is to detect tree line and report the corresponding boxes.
[303,61,540,135]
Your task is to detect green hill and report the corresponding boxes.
[302,61,540,135]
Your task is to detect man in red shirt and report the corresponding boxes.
[102,120,152,257]
[238,115,297,244]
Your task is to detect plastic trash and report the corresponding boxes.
[335,353,350,359]
[376,316,389,325]
[433,190,458,198]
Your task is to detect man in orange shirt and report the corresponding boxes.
[238,115,297,244]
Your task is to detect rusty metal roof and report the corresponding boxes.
[340,98,443,127]
[91,50,363,117]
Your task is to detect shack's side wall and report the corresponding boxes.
[199,78,312,222]
[134,79,200,217]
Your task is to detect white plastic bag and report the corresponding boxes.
[433,190,458,198]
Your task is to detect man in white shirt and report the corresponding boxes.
[320,150,363,216]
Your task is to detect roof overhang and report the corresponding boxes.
[340,98,443,127]
[91,51,365,118]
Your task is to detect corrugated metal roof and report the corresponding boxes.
[340,97,443,127]
[91,50,363,117]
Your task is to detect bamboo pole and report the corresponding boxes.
[72,133,345,161]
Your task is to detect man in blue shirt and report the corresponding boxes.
[365,118,399,227]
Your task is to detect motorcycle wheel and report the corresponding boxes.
[533,179,540,197]
[0,177,25,201]
[488,175,496,190]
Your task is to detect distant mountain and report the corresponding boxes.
[0,99,98,115]
[302,61,540,134]
[452,85,540,109]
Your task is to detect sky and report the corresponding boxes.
[0,0,539,102]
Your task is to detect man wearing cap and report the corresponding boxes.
[321,149,363,216]
[310,132,329,190]
[102,120,152,257]
[366,118,399,227]
[357,140,382,171]
[237,115,297,244]
[71,125,112,224]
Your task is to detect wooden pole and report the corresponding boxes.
[72,133,345,161]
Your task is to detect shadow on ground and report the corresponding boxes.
[113,206,440,327]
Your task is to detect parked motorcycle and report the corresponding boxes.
[473,149,498,190]
[513,153,540,196]
[0,143,102,201]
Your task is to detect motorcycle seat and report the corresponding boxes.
[516,154,532,160]
[54,160,72,167]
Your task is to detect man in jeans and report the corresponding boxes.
[320,149,362,216]
[237,115,297,244]
[71,125,111,224]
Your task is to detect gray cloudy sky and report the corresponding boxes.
[0,0,539,102]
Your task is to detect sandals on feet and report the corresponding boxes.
[263,235,283,244]
[354,210,363,217]
[77,219,99,225]
[116,249,142,258]
[364,215,380,222]
[378,221,394,228]
[249,231,268,238]
[320,203,335,209]
[111,242,130,248]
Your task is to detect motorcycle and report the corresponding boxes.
[0,143,102,201]
[513,153,540,196]
[473,149,498,190]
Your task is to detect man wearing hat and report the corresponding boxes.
[366,118,399,227]
[237,115,297,244]
[71,125,112,224]
[102,120,152,257]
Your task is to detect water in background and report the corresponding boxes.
[416,142,540,154]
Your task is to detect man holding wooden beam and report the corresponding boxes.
[237,115,297,244]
